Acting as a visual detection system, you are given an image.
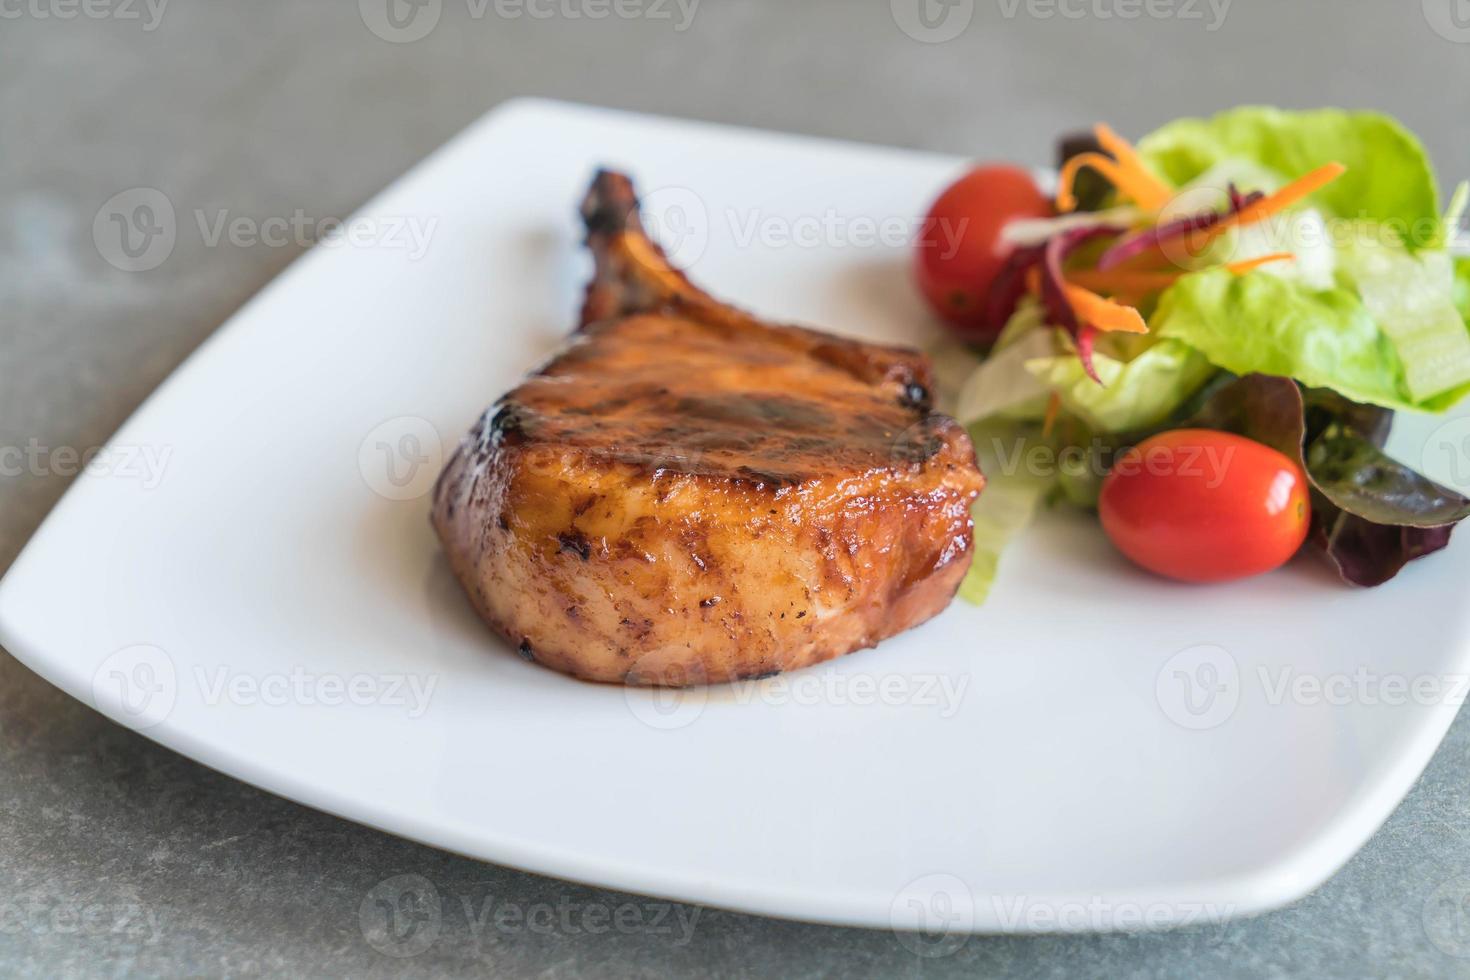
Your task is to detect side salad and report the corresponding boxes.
[913,107,1470,601]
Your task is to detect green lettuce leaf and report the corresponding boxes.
[1335,232,1470,407]
[957,421,1054,605]
[1135,108,1470,412]
[1435,182,1468,247]
[1024,330,1217,433]
[954,302,1056,424]
[1137,107,1470,403]
[1455,256,1470,322]
[1151,267,1466,412]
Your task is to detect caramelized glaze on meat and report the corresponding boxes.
[431,171,984,686]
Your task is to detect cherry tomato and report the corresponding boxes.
[1098,430,1311,584]
[914,165,1052,343]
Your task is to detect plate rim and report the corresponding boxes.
[1,96,1465,934]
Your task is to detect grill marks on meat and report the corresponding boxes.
[431,170,984,686]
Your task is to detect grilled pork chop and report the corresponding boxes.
[431,171,984,686]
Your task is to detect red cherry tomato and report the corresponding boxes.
[914,165,1052,343]
[1098,430,1311,584]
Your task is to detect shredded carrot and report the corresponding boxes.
[1042,391,1062,437]
[1223,252,1296,274]
[1236,164,1345,224]
[1102,246,1180,274]
[1054,254,1292,330]
[1021,263,1145,333]
[1056,126,1174,213]
[1065,269,1178,294]
[1060,283,1149,334]
[1090,124,1173,210]
[1066,252,1295,295]
[1199,163,1347,246]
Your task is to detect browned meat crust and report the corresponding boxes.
[431,170,984,686]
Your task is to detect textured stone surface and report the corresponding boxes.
[3,1,1470,976]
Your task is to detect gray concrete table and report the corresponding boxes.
[4,1,1470,976]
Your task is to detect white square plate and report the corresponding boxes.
[3,99,1468,934]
